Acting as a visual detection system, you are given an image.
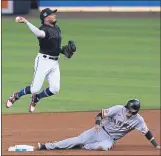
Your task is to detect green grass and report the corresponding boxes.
[2,18,160,114]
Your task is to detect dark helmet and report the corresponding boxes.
[40,8,57,24]
[125,99,140,115]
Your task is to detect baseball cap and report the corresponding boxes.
[40,8,57,20]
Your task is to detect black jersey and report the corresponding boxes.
[38,24,62,57]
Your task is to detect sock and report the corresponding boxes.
[37,88,53,100]
[17,86,31,98]
[41,144,47,150]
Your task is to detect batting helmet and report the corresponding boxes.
[124,99,140,115]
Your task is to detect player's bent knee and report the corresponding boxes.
[49,86,60,95]
[30,86,41,94]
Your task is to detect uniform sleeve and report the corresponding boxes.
[135,117,149,135]
[101,105,121,118]
[25,22,46,38]
[39,27,50,39]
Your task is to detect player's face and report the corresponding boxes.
[44,13,57,25]
[126,110,133,118]
[48,13,56,23]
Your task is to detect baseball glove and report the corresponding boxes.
[61,40,76,58]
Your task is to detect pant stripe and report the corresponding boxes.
[44,89,49,96]
[31,56,40,87]
[23,88,26,94]
[102,126,115,141]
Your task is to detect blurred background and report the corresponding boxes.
[1,0,161,14]
[2,1,160,114]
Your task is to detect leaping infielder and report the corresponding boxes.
[37,99,160,151]
[6,8,76,112]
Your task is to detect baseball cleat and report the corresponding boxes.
[37,143,47,150]
[6,92,19,108]
[28,94,39,113]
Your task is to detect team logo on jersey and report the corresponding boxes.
[122,123,132,130]
[109,117,123,128]
[109,117,133,130]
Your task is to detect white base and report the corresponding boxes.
[8,145,35,152]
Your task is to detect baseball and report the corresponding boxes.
[15,16,21,22]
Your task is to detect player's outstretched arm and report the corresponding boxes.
[144,130,160,150]
[15,16,45,38]
[135,118,160,150]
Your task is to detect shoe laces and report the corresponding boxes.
[31,94,39,103]
[11,93,19,103]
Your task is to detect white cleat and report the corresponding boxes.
[28,94,39,113]
[6,92,19,108]
[28,103,36,113]
[37,143,41,150]
[6,98,13,108]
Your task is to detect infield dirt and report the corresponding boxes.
[2,110,160,155]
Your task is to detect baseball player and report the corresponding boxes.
[6,8,76,112]
[37,99,160,151]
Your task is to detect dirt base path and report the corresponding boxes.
[2,110,160,155]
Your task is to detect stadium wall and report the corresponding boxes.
[38,1,161,12]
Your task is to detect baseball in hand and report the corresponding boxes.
[15,16,21,22]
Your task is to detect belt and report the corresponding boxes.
[43,54,58,60]
[102,126,116,141]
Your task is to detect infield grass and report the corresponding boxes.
[2,18,160,114]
